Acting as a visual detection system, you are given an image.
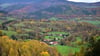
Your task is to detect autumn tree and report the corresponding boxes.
[0,36,60,56]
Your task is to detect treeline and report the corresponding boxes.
[74,35,100,56]
[85,36,100,56]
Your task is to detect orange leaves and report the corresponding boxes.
[40,51,50,56]
[2,36,9,39]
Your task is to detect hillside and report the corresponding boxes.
[0,0,100,19]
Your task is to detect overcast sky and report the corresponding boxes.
[68,0,100,3]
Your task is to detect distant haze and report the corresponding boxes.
[68,0,100,3]
[0,0,100,3]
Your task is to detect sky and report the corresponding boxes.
[68,0,100,3]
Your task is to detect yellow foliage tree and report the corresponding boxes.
[8,48,18,56]
[20,45,32,56]
[0,35,59,56]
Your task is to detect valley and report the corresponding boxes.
[0,0,100,56]
[0,16,100,56]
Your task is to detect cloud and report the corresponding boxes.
[68,0,100,3]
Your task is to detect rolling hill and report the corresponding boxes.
[0,0,100,19]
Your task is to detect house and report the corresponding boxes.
[43,39,51,42]
[49,41,58,45]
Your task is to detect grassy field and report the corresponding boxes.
[0,20,3,24]
[2,30,17,37]
[48,32,68,34]
[52,45,80,56]
[6,17,15,20]
[80,20,100,25]
[96,36,100,40]
[44,36,63,40]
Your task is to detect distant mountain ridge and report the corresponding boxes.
[0,0,100,19]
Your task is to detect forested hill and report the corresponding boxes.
[0,0,100,19]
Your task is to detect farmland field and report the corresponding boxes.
[52,45,80,56]
[80,20,100,25]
